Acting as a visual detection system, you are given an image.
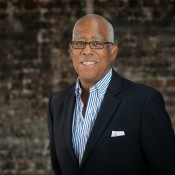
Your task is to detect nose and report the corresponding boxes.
[82,43,92,55]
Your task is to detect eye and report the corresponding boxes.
[91,41,103,48]
[75,41,84,46]
[72,41,85,48]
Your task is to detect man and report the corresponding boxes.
[47,14,175,175]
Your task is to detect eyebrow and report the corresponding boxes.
[92,35,104,39]
[74,34,104,40]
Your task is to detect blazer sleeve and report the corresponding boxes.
[47,96,62,175]
[141,90,175,174]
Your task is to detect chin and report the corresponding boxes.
[80,75,99,83]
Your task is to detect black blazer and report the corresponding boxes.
[47,69,175,175]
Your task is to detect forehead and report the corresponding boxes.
[73,19,108,40]
[74,34,104,40]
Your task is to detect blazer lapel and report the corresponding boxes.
[80,70,122,167]
[63,86,79,167]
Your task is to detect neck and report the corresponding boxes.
[80,83,91,105]
[79,79,97,105]
[80,84,90,117]
[79,78,97,91]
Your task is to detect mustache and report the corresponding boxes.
[66,55,98,63]
[79,55,98,62]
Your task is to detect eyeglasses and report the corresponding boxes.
[71,41,113,49]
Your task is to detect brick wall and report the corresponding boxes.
[0,0,175,174]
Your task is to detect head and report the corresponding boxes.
[69,14,118,88]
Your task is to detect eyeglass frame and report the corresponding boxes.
[70,41,114,49]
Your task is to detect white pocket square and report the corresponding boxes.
[111,131,125,137]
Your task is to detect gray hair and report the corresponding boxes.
[72,14,114,43]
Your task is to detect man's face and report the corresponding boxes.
[69,19,118,86]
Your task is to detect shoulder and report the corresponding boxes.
[122,77,159,95]
[50,83,75,105]
[111,71,168,120]
[111,69,163,100]
[122,77,165,106]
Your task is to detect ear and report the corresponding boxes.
[111,44,118,61]
[69,43,73,58]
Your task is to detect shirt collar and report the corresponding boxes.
[75,78,82,98]
[75,68,112,98]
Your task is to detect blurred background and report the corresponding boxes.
[0,0,175,174]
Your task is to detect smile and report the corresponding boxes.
[81,61,96,66]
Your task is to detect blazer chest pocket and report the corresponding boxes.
[100,131,128,147]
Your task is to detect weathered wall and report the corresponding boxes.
[0,0,175,174]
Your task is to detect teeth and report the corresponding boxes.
[82,62,95,66]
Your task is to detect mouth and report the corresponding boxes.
[81,61,97,66]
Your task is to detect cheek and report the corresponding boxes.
[100,53,112,66]
[72,59,78,70]
[71,53,79,64]
[70,49,79,58]
[72,57,81,72]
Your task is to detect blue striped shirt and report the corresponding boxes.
[72,69,112,164]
